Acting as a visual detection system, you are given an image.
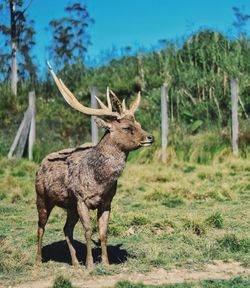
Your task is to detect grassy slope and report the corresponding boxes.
[0,156,249,285]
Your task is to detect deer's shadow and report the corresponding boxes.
[42,239,130,265]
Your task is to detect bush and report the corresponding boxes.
[183,218,206,236]
[217,234,250,253]
[162,197,184,208]
[52,276,74,288]
[131,216,149,226]
[205,211,224,229]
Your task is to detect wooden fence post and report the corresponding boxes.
[230,79,239,156]
[161,84,169,163]
[8,91,35,159]
[28,91,36,160]
[90,87,98,145]
[8,109,31,159]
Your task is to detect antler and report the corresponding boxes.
[109,88,141,115]
[130,91,141,114]
[48,62,141,117]
[48,62,120,118]
[109,89,124,114]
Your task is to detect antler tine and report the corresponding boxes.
[106,87,112,111]
[129,91,141,114]
[48,63,119,118]
[122,99,127,111]
[109,89,124,113]
[129,91,141,113]
[95,96,109,110]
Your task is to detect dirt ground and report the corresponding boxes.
[1,260,249,288]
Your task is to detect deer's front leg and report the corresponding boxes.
[97,206,111,265]
[77,200,93,269]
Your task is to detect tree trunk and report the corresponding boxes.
[10,0,18,95]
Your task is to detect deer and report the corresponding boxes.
[35,63,154,269]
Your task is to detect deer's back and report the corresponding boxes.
[35,148,88,209]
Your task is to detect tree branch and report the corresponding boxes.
[22,0,33,15]
[15,0,33,22]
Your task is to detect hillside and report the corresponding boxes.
[0,30,249,161]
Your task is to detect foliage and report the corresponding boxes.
[0,0,36,81]
[205,211,224,229]
[0,6,249,159]
[232,6,250,39]
[217,234,250,253]
[164,30,250,127]
[52,276,75,288]
[48,2,94,66]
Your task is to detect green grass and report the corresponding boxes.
[115,277,250,288]
[0,156,249,286]
[216,234,250,253]
[52,276,75,288]
[205,211,224,229]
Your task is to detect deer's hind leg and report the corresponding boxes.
[36,193,54,265]
[64,209,79,266]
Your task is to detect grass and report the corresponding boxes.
[52,275,75,288]
[205,211,224,229]
[115,277,250,288]
[0,156,249,286]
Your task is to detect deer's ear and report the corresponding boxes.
[95,118,112,130]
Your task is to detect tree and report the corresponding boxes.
[163,30,250,127]
[0,0,35,94]
[232,6,250,39]
[48,2,94,66]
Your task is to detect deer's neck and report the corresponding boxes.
[87,133,128,184]
[97,132,127,157]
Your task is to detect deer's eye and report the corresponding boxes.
[122,126,133,133]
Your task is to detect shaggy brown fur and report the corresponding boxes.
[35,114,154,268]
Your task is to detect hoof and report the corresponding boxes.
[35,256,42,266]
[86,261,94,270]
[72,260,80,267]
[102,258,110,266]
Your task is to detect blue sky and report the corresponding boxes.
[29,0,250,70]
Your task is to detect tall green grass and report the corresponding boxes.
[130,123,249,165]
[1,114,249,165]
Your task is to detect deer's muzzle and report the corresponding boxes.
[140,135,154,147]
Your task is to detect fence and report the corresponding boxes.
[8,81,240,162]
[8,91,36,160]
[160,79,240,161]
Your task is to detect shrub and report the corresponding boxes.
[162,197,184,208]
[217,234,250,253]
[131,216,149,226]
[52,276,74,288]
[183,218,206,236]
[205,211,224,229]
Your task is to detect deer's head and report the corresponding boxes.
[48,63,154,152]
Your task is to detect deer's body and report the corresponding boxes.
[36,65,154,268]
[36,135,126,211]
